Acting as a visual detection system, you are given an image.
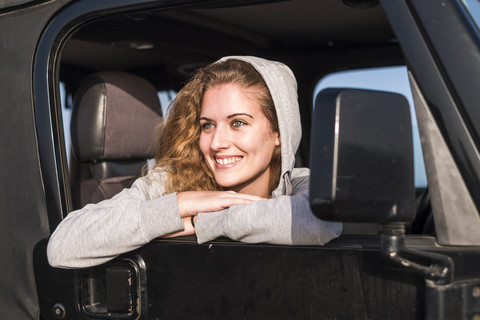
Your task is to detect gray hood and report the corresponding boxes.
[217,56,302,197]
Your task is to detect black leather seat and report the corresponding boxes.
[70,71,162,209]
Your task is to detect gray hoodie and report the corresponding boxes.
[47,56,342,269]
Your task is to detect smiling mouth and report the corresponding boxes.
[214,156,242,165]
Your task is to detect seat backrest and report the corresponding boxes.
[70,71,162,209]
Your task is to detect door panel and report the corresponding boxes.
[35,236,425,319]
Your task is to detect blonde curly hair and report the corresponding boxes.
[154,59,281,195]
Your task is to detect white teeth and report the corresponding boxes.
[215,157,241,165]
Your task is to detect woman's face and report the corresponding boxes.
[199,83,280,198]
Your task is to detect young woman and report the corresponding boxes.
[47,56,342,269]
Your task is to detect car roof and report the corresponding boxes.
[61,0,397,79]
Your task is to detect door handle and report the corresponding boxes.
[77,256,146,319]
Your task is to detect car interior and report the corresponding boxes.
[56,0,429,234]
[69,71,162,209]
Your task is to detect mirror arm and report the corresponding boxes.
[380,222,453,285]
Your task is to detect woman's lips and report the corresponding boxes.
[214,156,243,168]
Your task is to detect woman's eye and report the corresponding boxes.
[232,120,246,127]
[201,123,214,130]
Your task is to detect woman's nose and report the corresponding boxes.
[210,125,230,151]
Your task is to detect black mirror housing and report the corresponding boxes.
[309,88,415,223]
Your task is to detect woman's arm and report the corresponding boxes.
[47,174,264,268]
[194,173,342,245]
[162,190,264,238]
[47,177,184,269]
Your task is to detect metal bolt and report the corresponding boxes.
[53,303,65,319]
[472,286,480,298]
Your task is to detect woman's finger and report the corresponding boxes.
[177,191,266,217]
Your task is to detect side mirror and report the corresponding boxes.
[309,88,414,223]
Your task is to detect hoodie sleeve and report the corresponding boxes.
[195,175,342,245]
[47,175,184,269]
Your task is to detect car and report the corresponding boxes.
[2,0,480,319]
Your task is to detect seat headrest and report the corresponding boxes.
[71,71,161,162]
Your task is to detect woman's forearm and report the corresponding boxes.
[47,188,183,269]
[195,192,342,245]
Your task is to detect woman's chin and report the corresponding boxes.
[215,180,240,190]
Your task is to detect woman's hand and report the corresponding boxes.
[176,190,265,218]
[162,191,264,238]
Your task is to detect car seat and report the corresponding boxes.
[70,71,162,209]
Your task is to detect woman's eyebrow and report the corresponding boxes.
[199,116,213,121]
[227,113,254,119]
